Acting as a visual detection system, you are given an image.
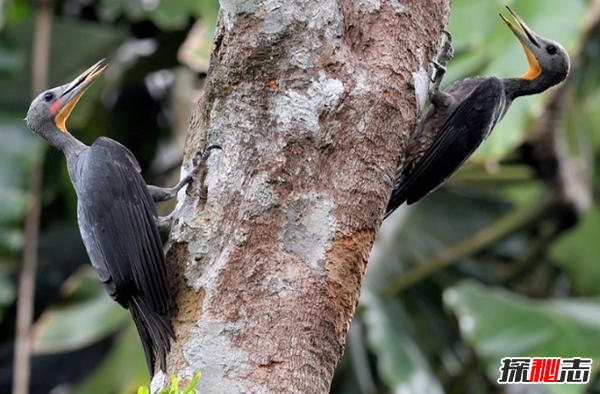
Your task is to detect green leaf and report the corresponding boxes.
[144,0,219,31]
[549,207,600,295]
[181,372,200,394]
[170,374,179,393]
[32,267,129,353]
[365,189,511,294]
[361,291,444,394]
[445,281,600,394]
[72,322,149,394]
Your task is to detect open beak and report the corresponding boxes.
[55,59,107,132]
[499,7,542,80]
[500,6,540,48]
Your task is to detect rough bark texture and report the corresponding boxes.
[155,1,451,393]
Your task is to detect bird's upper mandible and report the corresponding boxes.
[500,6,570,89]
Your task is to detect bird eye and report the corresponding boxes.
[546,44,557,55]
[43,92,55,102]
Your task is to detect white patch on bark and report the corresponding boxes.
[266,275,294,294]
[261,1,303,36]
[247,173,278,210]
[280,5,342,70]
[274,71,344,138]
[280,193,337,271]
[186,241,233,293]
[260,1,342,37]
[204,93,265,196]
[349,65,373,99]
[357,0,381,12]
[184,321,251,394]
[150,371,166,394]
[219,0,259,29]
[386,0,405,14]
[412,48,430,113]
[220,0,343,43]
[307,2,343,41]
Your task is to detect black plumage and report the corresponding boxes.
[76,138,174,371]
[25,60,189,375]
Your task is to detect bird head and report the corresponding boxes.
[26,59,107,136]
[500,6,570,86]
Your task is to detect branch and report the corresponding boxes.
[12,1,52,394]
[379,197,552,297]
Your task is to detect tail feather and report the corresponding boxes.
[127,295,175,375]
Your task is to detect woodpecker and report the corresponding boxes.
[25,59,217,375]
[385,6,570,218]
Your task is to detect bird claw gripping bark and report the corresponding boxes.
[190,144,222,179]
[153,145,222,230]
[431,30,454,94]
[189,144,222,203]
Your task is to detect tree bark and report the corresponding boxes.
[157,1,450,392]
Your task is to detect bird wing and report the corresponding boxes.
[386,77,506,214]
[76,137,170,313]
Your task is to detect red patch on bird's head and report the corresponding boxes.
[50,100,61,116]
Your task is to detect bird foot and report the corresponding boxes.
[438,30,454,64]
[430,30,454,93]
[147,145,221,203]
[191,144,222,176]
[189,144,222,184]
[188,144,222,200]
[156,213,175,231]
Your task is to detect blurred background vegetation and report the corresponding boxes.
[0,0,598,393]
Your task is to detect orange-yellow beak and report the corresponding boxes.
[500,6,542,80]
[55,59,107,132]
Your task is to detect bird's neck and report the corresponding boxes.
[503,76,554,100]
[38,123,87,156]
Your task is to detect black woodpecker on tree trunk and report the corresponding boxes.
[385,6,570,219]
[25,59,212,376]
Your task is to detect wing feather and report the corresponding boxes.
[76,137,170,312]
[385,77,506,216]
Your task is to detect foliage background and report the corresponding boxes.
[0,0,598,393]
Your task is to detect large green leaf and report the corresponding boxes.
[145,0,219,30]
[445,281,600,394]
[32,267,129,353]
[98,0,219,31]
[549,207,600,295]
[71,322,149,394]
[365,189,513,295]
[361,290,444,394]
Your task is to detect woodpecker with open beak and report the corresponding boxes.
[385,6,570,218]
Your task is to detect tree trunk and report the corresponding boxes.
[158,1,451,392]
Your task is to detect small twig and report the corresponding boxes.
[450,164,535,184]
[12,1,53,394]
[379,198,552,298]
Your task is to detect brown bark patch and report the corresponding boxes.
[166,241,204,369]
[325,230,375,341]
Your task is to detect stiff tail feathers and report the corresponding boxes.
[127,295,175,375]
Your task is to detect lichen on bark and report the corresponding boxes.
[159,1,451,393]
